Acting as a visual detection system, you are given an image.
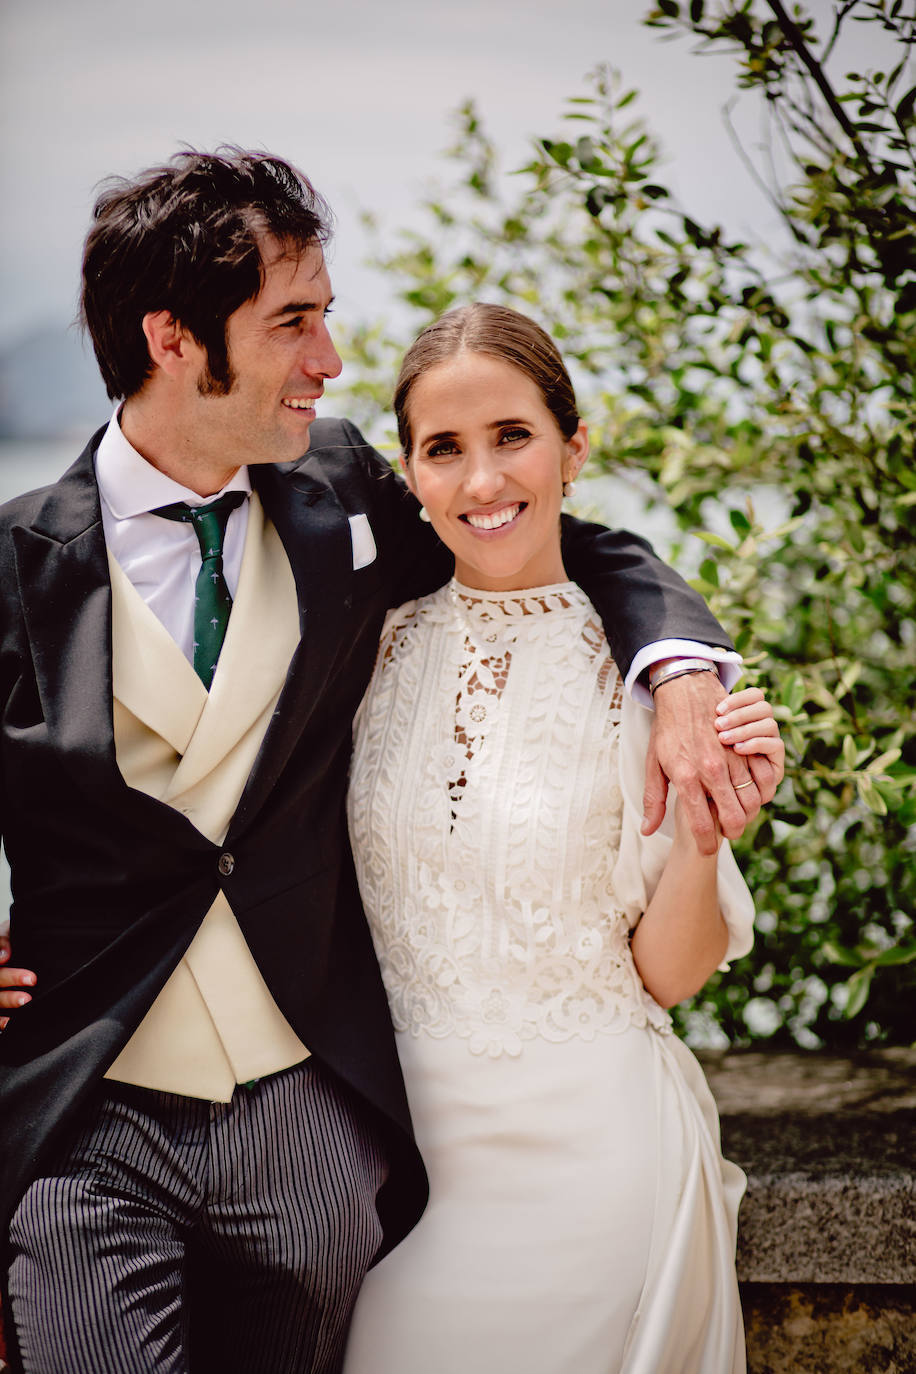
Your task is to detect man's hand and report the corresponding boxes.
[0,934,36,1030]
[642,673,782,856]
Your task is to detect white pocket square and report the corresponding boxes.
[348,513,377,570]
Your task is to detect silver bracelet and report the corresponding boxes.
[648,658,718,698]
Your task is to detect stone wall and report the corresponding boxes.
[702,1049,916,1374]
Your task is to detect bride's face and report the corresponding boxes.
[402,351,588,592]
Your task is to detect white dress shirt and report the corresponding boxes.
[627,640,741,707]
[95,411,252,665]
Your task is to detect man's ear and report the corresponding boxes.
[141,311,201,378]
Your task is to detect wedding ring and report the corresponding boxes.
[734,780,754,790]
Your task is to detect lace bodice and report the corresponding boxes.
[348,580,671,1058]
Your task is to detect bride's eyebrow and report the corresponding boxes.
[423,418,531,440]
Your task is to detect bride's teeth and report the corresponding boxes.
[467,505,520,531]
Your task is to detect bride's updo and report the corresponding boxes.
[393,304,581,456]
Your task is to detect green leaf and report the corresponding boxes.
[842,735,858,770]
[729,509,751,535]
[822,941,862,968]
[867,748,902,775]
[873,943,916,968]
[781,673,805,716]
[692,531,734,551]
[896,84,916,128]
[857,775,889,815]
[844,966,874,1020]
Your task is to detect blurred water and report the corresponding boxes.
[0,440,79,504]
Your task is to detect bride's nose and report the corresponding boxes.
[464,448,505,503]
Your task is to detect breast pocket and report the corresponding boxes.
[348,514,377,570]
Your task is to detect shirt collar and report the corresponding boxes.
[95,408,252,519]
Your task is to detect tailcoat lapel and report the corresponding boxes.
[228,457,355,836]
[9,432,210,849]
[10,431,126,809]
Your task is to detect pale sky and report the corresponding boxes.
[0,0,898,347]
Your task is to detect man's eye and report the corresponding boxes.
[280,316,305,329]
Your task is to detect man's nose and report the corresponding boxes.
[301,320,342,380]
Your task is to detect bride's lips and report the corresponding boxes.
[460,502,527,533]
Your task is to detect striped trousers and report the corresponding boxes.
[7,1060,388,1374]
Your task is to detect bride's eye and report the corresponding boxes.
[426,439,460,459]
[499,427,531,445]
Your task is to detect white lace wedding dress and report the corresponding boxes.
[343,580,753,1374]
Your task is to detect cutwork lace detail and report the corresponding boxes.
[349,581,670,1058]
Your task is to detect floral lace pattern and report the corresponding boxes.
[349,580,671,1058]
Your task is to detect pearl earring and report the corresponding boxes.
[419,506,432,523]
[562,480,577,499]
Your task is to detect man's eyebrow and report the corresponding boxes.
[266,295,336,320]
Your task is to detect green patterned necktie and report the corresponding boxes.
[152,491,246,688]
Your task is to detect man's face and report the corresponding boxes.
[187,236,342,471]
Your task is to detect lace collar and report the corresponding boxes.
[447,578,590,624]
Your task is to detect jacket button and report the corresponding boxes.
[218,852,235,877]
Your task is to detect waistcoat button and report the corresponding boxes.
[217,852,235,877]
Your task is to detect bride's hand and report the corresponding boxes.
[715,688,783,760]
[714,686,784,816]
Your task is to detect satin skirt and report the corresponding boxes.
[343,1026,746,1374]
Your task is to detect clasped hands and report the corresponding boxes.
[643,670,784,855]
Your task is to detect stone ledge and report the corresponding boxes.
[699,1049,916,1285]
[740,1283,916,1374]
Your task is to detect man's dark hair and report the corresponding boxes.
[80,147,332,400]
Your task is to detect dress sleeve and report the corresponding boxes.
[611,693,754,968]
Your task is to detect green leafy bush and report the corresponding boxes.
[337,1,916,1048]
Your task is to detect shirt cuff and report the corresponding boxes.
[625,640,743,709]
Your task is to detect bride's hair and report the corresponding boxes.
[394,303,581,456]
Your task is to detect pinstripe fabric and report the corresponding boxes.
[7,1060,388,1374]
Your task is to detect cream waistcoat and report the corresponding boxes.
[104,492,309,1101]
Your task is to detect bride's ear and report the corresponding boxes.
[564,422,590,484]
[400,452,419,498]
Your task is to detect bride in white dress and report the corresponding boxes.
[343,305,782,1374]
